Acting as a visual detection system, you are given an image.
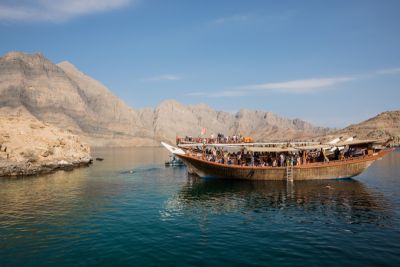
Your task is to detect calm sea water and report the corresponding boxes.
[1,148,400,267]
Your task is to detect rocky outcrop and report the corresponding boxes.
[320,111,400,146]
[0,51,331,146]
[0,107,91,177]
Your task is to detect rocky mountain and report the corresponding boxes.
[0,52,155,146]
[326,111,400,145]
[151,100,331,142]
[0,52,332,146]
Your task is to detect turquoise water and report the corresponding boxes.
[1,148,400,267]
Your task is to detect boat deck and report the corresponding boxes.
[176,149,392,180]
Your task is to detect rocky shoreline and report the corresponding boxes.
[0,158,92,177]
[0,109,92,178]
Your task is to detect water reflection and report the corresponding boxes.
[163,175,392,226]
[0,169,127,234]
[0,148,398,267]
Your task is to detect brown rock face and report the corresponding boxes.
[327,111,400,145]
[0,52,155,146]
[152,100,331,142]
[0,52,331,146]
[0,107,91,176]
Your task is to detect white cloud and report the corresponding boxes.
[246,76,356,93]
[0,0,134,22]
[186,76,357,97]
[144,74,182,82]
[187,67,400,97]
[375,68,400,75]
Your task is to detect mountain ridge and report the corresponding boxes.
[1,51,398,146]
[327,110,400,145]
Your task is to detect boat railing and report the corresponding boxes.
[176,137,319,146]
[185,150,376,168]
[177,137,248,145]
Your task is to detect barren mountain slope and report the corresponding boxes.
[0,52,332,145]
[0,52,155,146]
[153,100,331,142]
[232,109,331,141]
[326,111,400,145]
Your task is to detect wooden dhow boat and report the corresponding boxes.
[161,140,393,181]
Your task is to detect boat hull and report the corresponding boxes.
[176,150,391,181]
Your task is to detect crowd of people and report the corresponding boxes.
[186,146,365,167]
[177,133,371,167]
[177,133,251,145]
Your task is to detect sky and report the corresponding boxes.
[0,0,399,127]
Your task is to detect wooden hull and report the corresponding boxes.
[176,150,392,181]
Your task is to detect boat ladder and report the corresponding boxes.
[286,165,293,181]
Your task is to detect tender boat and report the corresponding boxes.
[165,155,185,167]
[161,140,393,181]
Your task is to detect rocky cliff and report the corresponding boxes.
[0,52,332,146]
[0,107,91,176]
[325,111,400,145]
[151,100,331,142]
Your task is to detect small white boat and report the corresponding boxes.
[165,155,185,167]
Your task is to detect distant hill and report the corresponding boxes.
[0,52,332,146]
[327,111,400,145]
[151,100,331,142]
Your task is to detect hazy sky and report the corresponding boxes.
[1,0,399,127]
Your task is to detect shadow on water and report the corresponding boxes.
[163,174,392,227]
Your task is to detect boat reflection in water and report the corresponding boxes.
[162,174,391,226]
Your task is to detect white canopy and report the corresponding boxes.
[245,146,298,153]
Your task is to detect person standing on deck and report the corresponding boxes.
[224,150,229,164]
[334,147,340,160]
[279,154,285,167]
[273,158,277,167]
[237,151,242,165]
